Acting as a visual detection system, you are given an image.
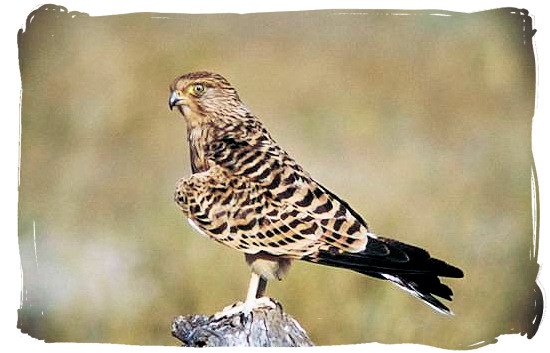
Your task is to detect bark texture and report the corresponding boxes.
[171,299,314,347]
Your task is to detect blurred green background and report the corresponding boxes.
[17,6,539,348]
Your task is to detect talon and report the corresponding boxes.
[239,312,248,324]
[255,296,277,309]
[210,297,277,321]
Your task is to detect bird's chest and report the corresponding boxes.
[187,127,211,173]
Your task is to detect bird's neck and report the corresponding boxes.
[186,121,212,174]
[185,109,262,174]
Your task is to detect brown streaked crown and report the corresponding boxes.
[171,71,233,90]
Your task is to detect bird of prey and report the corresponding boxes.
[169,71,463,316]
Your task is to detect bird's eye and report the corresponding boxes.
[191,83,206,96]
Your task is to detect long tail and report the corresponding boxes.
[305,236,464,315]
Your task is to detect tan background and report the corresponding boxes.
[17,6,539,347]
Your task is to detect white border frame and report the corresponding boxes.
[1,1,548,352]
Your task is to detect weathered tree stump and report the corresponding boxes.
[171,299,314,347]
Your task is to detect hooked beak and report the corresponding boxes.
[169,90,184,110]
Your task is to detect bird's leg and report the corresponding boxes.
[246,272,267,301]
[213,273,275,320]
[244,272,275,308]
[257,276,268,297]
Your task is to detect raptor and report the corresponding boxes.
[169,71,463,316]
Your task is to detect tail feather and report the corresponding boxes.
[306,236,464,315]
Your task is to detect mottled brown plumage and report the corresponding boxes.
[169,71,463,314]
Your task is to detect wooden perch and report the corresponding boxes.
[171,299,314,347]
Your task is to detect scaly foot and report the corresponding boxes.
[211,297,277,321]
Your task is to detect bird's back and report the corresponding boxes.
[176,115,373,257]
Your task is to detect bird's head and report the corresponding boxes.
[169,71,243,123]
